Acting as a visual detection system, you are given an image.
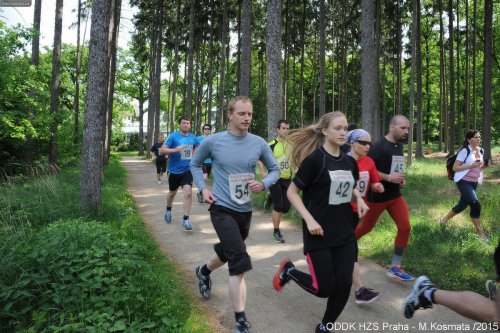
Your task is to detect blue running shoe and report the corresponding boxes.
[182,219,192,231]
[164,210,171,223]
[403,275,435,319]
[387,265,415,282]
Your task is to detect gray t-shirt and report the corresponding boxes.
[191,130,280,212]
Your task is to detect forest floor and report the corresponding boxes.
[122,156,490,333]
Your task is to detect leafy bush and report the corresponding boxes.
[0,219,190,332]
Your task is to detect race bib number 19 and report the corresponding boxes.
[357,171,370,197]
[229,173,255,204]
[329,170,355,205]
[390,155,405,174]
[180,144,193,160]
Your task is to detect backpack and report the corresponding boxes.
[446,147,470,180]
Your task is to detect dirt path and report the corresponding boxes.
[123,156,483,333]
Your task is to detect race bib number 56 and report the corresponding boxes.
[329,170,355,205]
[229,173,255,204]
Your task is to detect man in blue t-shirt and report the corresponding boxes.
[160,116,198,231]
[195,124,213,203]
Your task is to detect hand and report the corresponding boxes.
[306,219,324,236]
[202,188,216,204]
[399,179,406,188]
[357,198,370,218]
[248,180,265,193]
[370,182,385,193]
[472,160,481,168]
[388,172,405,184]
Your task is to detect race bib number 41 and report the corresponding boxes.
[390,155,405,174]
[329,170,355,205]
[229,173,255,204]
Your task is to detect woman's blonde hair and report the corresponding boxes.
[288,111,346,169]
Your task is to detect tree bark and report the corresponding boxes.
[447,0,455,154]
[481,0,492,164]
[318,0,326,117]
[239,0,251,97]
[186,0,196,117]
[415,0,423,159]
[79,0,112,213]
[49,0,64,166]
[217,0,228,131]
[266,0,282,140]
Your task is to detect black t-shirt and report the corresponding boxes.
[150,142,167,161]
[366,137,403,202]
[292,146,359,253]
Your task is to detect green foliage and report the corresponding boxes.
[0,155,213,332]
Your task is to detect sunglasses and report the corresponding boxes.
[356,140,371,146]
[203,128,211,130]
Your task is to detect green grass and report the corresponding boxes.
[254,156,500,295]
[0,154,213,333]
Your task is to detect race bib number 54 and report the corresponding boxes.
[229,173,255,204]
[329,170,355,205]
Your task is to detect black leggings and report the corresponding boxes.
[288,241,355,324]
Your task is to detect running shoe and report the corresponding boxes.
[387,265,415,281]
[182,219,192,231]
[486,279,497,300]
[235,318,251,333]
[315,322,331,332]
[272,230,285,243]
[197,191,204,203]
[158,180,162,185]
[164,210,171,223]
[354,287,380,304]
[195,266,211,299]
[273,258,294,292]
[403,275,435,319]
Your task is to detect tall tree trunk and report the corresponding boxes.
[318,0,326,117]
[138,89,145,156]
[79,0,111,213]
[361,0,378,137]
[464,0,470,130]
[239,0,251,97]
[455,0,461,138]
[49,0,64,166]
[217,0,228,131]
[266,0,282,140]
[73,0,82,145]
[438,0,447,151]
[447,0,455,154]
[407,0,418,166]
[104,0,121,166]
[298,0,306,127]
[472,0,477,128]
[207,0,214,126]
[170,0,181,133]
[153,0,163,140]
[415,0,423,159]
[481,0,492,164]
[186,0,196,117]
[282,0,289,118]
[25,0,42,163]
[396,0,402,115]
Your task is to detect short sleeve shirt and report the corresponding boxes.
[366,137,403,203]
[166,131,198,174]
[292,147,359,253]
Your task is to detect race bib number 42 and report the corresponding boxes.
[180,144,193,160]
[229,173,255,204]
[390,155,405,174]
[328,170,355,205]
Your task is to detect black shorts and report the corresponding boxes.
[209,204,253,276]
[168,171,193,191]
[156,158,167,173]
[269,178,291,213]
[202,163,212,178]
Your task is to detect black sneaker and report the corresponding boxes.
[273,230,285,243]
[315,322,331,332]
[235,318,251,333]
[354,287,380,304]
[195,266,211,299]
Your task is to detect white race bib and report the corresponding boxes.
[180,144,193,160]
[390,156,405,174]
[357,171,370,197]
[229,173,255,204]
[329,170,355,205]
[277,156,290,173]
